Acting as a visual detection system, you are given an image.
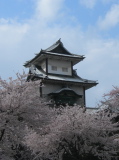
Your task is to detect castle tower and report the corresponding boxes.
[24,39,98,106]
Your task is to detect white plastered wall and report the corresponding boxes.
[70,85,83,95]
[42,83,61,95]
[48,59,72,75]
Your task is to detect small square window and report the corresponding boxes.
[62,67,68,72]
[52,66,57,71]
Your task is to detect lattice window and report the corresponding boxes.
[51,66,57,71]
[62,67,68,72]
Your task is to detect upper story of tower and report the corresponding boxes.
[24,39,85,76]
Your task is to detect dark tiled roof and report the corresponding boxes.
[44,39,72,55]
[24,39,85,67]
[27,65,98,90]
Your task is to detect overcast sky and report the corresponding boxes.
[0,0,119,107]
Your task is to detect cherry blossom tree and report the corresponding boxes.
[102,86,119,114]
[24,106,119,160]
[0,73,119,160]
[0,72,56,159]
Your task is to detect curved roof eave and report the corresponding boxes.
[48,87,82,97]
[24,51,85,67]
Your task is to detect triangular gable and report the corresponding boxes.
[43,39,72,55]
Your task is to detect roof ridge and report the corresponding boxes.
[43,39,61,51]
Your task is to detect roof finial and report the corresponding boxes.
[56,38,61,44]
[58,38,61,43]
